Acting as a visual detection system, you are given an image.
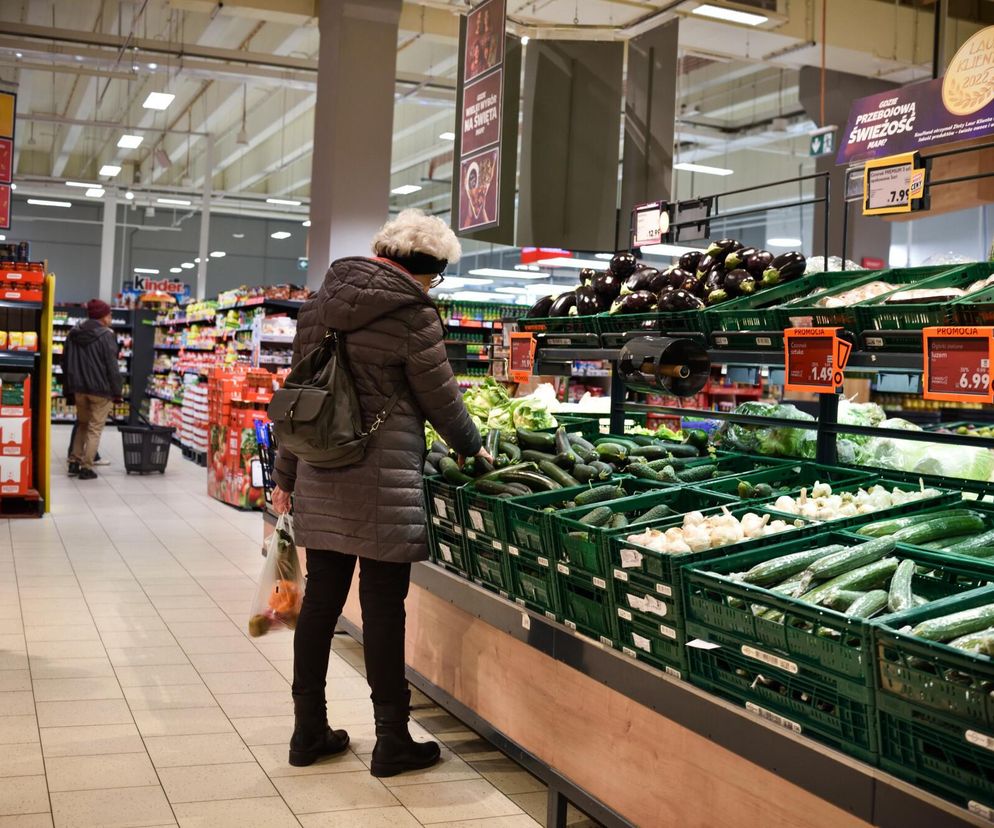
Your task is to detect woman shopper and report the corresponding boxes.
[272,209,488,776]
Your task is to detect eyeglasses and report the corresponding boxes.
[429,273,445,289]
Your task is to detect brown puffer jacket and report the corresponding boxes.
[273,256,482,562]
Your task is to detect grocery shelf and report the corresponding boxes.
[0,352,40,369]
[153,344,216,351]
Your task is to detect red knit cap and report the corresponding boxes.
[87,299,112,319]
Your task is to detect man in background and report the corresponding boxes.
[63,299,123,480]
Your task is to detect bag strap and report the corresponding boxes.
[327,328,402,438]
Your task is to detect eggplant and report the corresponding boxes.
[744,249,774,278]
[591,269,623,300]
[578,268,598,286]
[679,250,704,273]
[609,290,656,315]
[724,268,757,297]
[702,266,726,296]
[609,252,638,279]
[646,268,669,294]
[526,295,555,318]
[662,289,705,312]
[622,267,658,295]
[574,284,602,316]
[706,289,729,306]
[667,267,693,289]
[724,246,756,271]
[548,291,578,317]
[705,238,744,258]
[680,275,705,297]
[762,251,807,287]
[695,253,721,278]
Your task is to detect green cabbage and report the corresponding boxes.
[719,402,815,457]
[857,418,994,481]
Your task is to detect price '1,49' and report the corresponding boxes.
[958,371,990,391]
[809,365,833,383]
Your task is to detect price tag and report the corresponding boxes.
[783,328,849,393]
[509,332,535,384]
[922,326,994,403]
[632,200,669,248]
[862,151,927,216]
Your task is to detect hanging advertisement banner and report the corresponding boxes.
[464,0,504,83]
[458,146,500,231]
[461,69,503,156]
[0,139,11,184]
[838,25,994,165]
[0,184,9,231]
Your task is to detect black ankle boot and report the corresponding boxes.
[370,692,441,778]
[288,698,350,767]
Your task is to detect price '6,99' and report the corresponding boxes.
[958,369,990,392]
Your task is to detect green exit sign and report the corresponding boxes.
[809,130,835,157]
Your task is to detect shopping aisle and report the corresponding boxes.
[0,426,597,828]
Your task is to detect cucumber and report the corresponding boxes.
[498,470,562,492]
[572,464,597,483]
[595,443,628,462]
[656,465,681,484]
[801,537,897,582]
[912,604,994,642]
[822,589,866,611]
[646,456,699,471]
[639,503,676,523]
[845,589,889,618]
[799,558,900,605]
[769,578,806,597]
[888,558,916,613]
[946,546,994,559]
[948,627,994,655]
[538,460,580,488]
[891,514,986,546]
[945,529,994,555]
[578,506,613,527]
[574,485,625,507]
[629,445,673,460]
[516,429,556,451]
[438,456,473,485]
[499,441,521,462]
[857,509,978,538]
[609,513,630,530]
[676,464,717,483]
[753,483,775,499]
[739,544,846,587]
[628,464,664,483]
[595,436,638,451]
[474,478,523,496]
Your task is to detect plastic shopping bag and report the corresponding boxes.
[248,513,304,637]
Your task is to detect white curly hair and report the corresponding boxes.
[371,209,462,264]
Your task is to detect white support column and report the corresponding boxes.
[196,135,213,300]
[98,190,117,302]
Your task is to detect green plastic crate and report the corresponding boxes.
[428,518,469,576]
[552,487,739,580]
[707,272,866,340]
[694,461,874,499]
[595,308,707,347]
[553,415,602,439]
[466,532,512,595]
[845,498,994,550]
[507,546,561,619]
[953,282,994,327]
[877,690,994,817]
[779,265,952,333]
[687,632,879,764]
[684,532,988,688]
[424,475,463,524]
[558,569,617,644]
[614,576,685,678]
[858,263,994,351]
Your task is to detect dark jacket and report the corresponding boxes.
[273,257,482,562]
[63,319,123,399]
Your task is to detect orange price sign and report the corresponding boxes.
[922,326,994,403]
[783,328,850,394]
[509,332,535,384]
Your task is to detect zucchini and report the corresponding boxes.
[476,462,538,482]
[912,604,994,642]
[629,435,656,447]
[945,529,994,555]
[857,509,978,538]
[520,449,557,464]
[474,478,523,496]
[684,428,709,452]
[485,428,501,457]
[629,445,673,460]
[498,470,562,492]
[739,544,846,587]
[503,482,531,496]
[595,436,638,451]
[595,443,628,462]
[676,464,717,483]
[516,429,556,451]
[801,537,897,582]
[431,440,450,456]
[574,485,625,507]
[438,456,473,485]
[891,514,986,546]
[539,460,580,488]
[567,434,595,453]
[426,451,448,467]
[578,506,613,527]
[639,503,676,523]
[553,452,577,470]
[423,461,439,476]
[609,513,630,530]
[589,461,614,479]
[845,589,889,618]
[475,457,495,476]
[948,627,994,655]
[887,558,916,613]
[628,464,664,483]
[799,558,900,605]
[572,464,597,483]
[660,442,701,458]
[499,440,521,462]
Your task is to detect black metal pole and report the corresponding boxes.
[815,392,839,465]
[609,362,627,435]
[932,0,944,79]
[841,200,850,271]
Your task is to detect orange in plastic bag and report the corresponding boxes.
[249,513,304,636]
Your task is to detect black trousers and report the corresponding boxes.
[292,549,412,710]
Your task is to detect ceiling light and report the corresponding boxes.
[534,257,607,270]
[209,251,226,258]
[142,92,174,110]
[117,134,144,149]
[14,52,22,59]
[391,184,422,195]
[157,197,191,206]
[134,268,159,274]
[767,237,802,247]
[265,197,301,206]
[232,232,245,239]
[0,235,5,241]
[302,220,311,227]
[236,128,249,146]
[181,262,194,269]
[673,162,734,176]
[594,253,615,260]
[27,198,71,208]
[468,268,552,280]
[521,36,530,45]
[9,183,14,190]
[640,243,703,257]
[124,191,135,200]
[194,258,201,263]
[99,164,121,177]
[691,3,768,26]
[271,231,291,240]
[85,188,105,198]
[169,267,182,274]
[65,181,94,188]
[439,132,456,141]
[147,62,158,70]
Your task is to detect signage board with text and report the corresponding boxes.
[783,328,851,394]
[922,326,994,403]
[509,332,535,384]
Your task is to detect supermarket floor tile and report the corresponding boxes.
[0,428,596,828]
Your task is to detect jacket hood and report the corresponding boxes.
[70,318,113,345]
[315,257,432,332]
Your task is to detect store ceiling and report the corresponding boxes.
[0,0,969,229]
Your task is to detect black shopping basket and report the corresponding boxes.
[118,416,175,474]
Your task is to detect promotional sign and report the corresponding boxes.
[461,69,502,156]
[838,25,994,165]
[922,326,994,403]
[0,139,11,184]
[458,147,500,231]
[0,92,14,140]
[783,328,851,394]
[631,201,669,248]
[0,185,9,231]
[509,332,535,384]
[121,275,191,303]
[464,0,504,83]
[862,152,928,216]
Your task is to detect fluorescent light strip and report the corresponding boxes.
[65,181,94,188]
[134,268,159,274]
[302,220,311,227]
[534,257,607,270]
[142,92,175,110]
[767,237,802,247]
[468,268,551,280]
[117,134,143,149]
[27,199,71,208]
[210,251,226,258]
[169,267,182,273]
[673,162,734,176]
[157,197,191,206]
[99,164,121,177]
[271,231,292,240]
[691,3,768,26]
[439,132,456,141]
[180,262,194,269]
[85,188,105,198]
[266,197,301,206]
[391,184,422,195]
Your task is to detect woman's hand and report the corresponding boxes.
[476,447,494,463]
[272,486,292,514]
